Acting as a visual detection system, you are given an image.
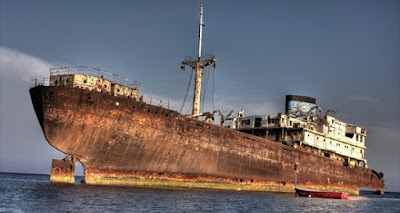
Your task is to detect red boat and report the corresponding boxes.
[295,188,349,199]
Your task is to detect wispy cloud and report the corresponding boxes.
[0,47,49,82]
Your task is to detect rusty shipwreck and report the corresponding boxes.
[29,4,384,195]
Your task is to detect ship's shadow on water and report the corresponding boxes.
[1,173,399,213]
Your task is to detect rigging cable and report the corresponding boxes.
[180,68,194,113]
[185,104,192,115]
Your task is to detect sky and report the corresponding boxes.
[0,0,399,192]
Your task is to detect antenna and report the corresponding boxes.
[181,3,216,117]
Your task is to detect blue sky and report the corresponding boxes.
[0,0,399,192]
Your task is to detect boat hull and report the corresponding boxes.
[295,188,349,199]
[29,86,385,195]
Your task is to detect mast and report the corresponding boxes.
[198,3,203,61]
[181,3,216,117]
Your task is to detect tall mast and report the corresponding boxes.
[181,3,216,117]
[198,3,203,60]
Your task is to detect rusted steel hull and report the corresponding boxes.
[29,86,384,195]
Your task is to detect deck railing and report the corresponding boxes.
[49,66,140,89]
[30,78,50,88]
[142,95,170,109]
[30,78,171,110]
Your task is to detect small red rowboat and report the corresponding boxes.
[295,188,349,199]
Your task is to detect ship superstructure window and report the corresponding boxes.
[242,119,250,125]
[254,118,262,127]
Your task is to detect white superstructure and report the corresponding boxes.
[235,95,368,168]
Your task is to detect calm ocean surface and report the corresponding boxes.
[0,173,399,213]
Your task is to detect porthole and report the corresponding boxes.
[115,102,119,106]
[154,111,158,115]
[83,80,87,83]
[132,106,136,110]
[147,109,151,113]
[117,89,120,92]
[165,114,169,117]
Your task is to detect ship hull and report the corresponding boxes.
[29,86,384,195]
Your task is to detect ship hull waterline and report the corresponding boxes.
[29,86,385,195]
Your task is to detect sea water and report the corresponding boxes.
[1,173,399,212]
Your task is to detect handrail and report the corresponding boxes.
[49,66,140,89]
[30,78,50,88]
[141,94,170,109]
